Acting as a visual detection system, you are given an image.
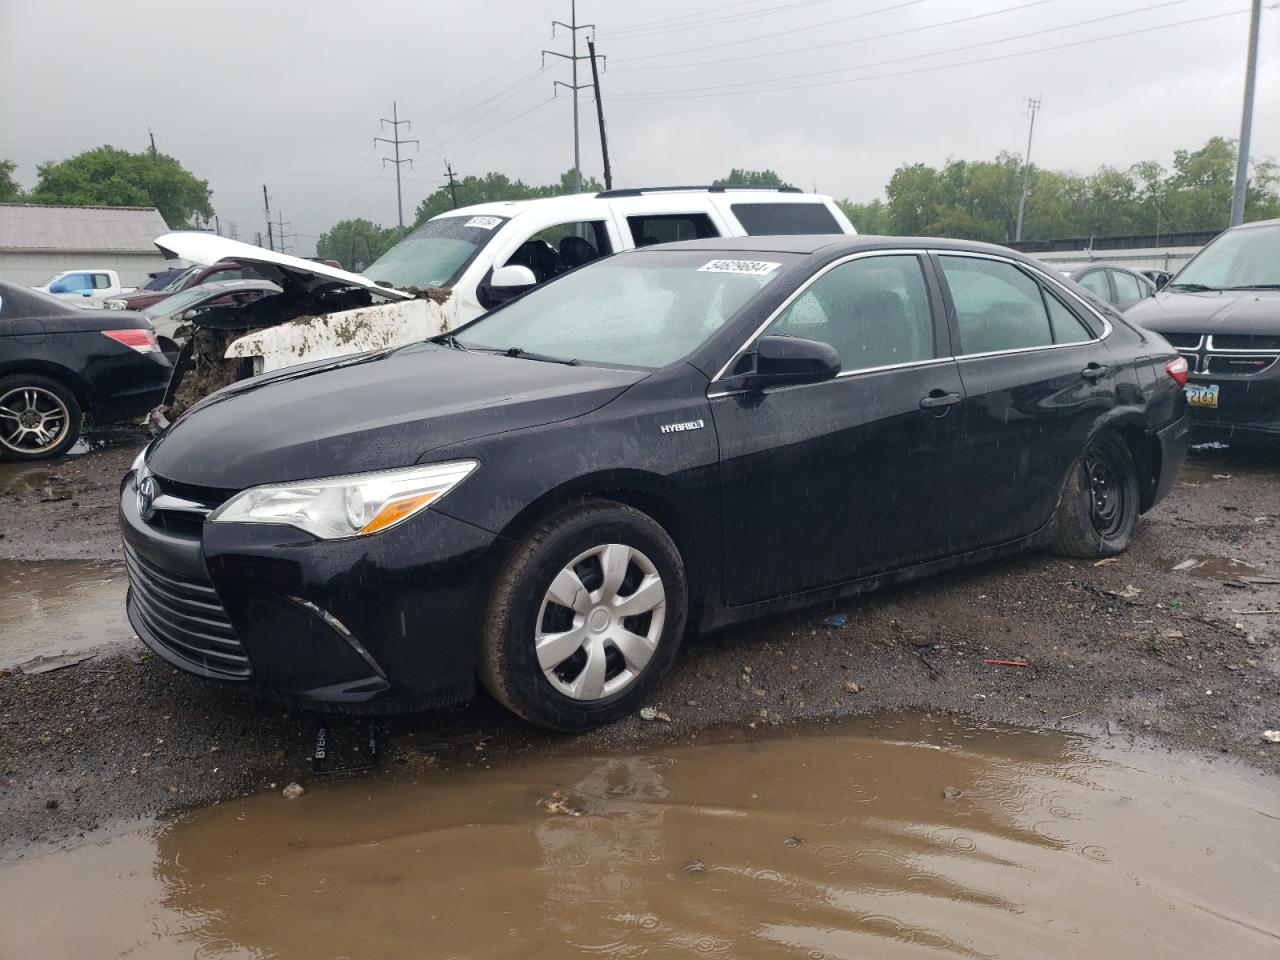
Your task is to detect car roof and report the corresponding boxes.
[427,188,839,223]
[634,234,1037,259]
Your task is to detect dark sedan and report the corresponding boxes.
[0,280,170,461]
[1126,218,1280,442]
[120,235,1188,729]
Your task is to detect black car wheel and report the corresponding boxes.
[479,500,688,731]
[0,375,82,461]
[1048,429,1139,558]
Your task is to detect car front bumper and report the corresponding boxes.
[119,468,507,713]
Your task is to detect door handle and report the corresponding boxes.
[919,391,962,410]
[1081,364,1110,382]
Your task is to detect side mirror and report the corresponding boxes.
[737,335,841,392]
[485,264,538,306]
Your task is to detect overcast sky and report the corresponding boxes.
[1,0,1274,255]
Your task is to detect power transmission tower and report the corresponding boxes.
[263,185,275,252]
[587,38,612,190]
[543,1,598,194]
[1014,96,1041,243]
[375,102,419,237]
[274,211,295,254]
[228,221,239,242]
[444,160,461,208]
[1230,0,1262,226]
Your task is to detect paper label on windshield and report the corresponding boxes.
[464,216,502,230]
[698,259,781,276]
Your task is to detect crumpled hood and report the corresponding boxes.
[1125,288,1280,335]
[147,342,644,489]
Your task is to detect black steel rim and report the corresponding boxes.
[1084,448,1126,538]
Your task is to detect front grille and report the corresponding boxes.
[1207,355,1277,376]
[1164,332,1203,349]
[124,543,251,679]
[144,473,234,538]
[1212,334,1280,351]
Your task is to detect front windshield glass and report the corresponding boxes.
[1174,222,1280,289]
[456,250,798,369]
[363,215,509,289]
[143,285,225,320]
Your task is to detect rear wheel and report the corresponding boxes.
[0,375,82,461]
[479,500,688,731]
[1048,429,1140,558]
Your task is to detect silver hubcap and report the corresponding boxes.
[0,387,69,454]
[536,543,666,701]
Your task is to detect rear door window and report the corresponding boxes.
[763,254,935,372]
[1077,269,1112,302]
[1112,270,1143,304]
[940,257,1055,354]
[626,213,719,247]
[730,202,841,236]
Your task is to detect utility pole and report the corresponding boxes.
[1230,0,1262,226]
[1014,96,1041,243]
[375,102,419,238]
[214,215,220,236]
[148,129,157,161]
[444,160,461,208]
[256,231,263,248]
[274,211,295,255]
[263,185,274,252]
[543,1,598,193]
[587,39,612,191]
[228,221,239,242]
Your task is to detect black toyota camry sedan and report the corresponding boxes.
[120,235,1188,729]
[1,280,171,461]
[1126,218,1280,442]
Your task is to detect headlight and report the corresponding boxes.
[104,299,127,310]
[208,461,478,539]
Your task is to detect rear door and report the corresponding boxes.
[934,252,1115,549]
[710,250,968,605]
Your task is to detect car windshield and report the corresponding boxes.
[143,285,227,320]
[455,250,797,369]
[1173,222,1280,290]
[161,266,200,292]
[363,215,509,289]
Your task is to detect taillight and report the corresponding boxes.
[102,329,159,353]
[1164,356,1189,386]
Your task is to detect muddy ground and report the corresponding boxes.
[2,438,1278,862]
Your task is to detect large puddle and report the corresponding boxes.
[2,716,1277,958]
[0,559,131,669]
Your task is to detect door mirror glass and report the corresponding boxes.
[740,335,840,391]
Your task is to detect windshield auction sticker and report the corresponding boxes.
[698,259,781,276]
[464,216,503,230]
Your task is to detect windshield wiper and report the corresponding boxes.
[1221,284,1280,290]
[504,347,580,365]
[1167,282,1218,292]
[432,334,468,350]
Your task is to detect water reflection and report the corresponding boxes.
[2,716,1278,959]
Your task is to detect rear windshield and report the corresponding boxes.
[456,250,799,369]
[363,215,509,289]
[731,202,841,236]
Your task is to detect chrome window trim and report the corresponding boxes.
[707,247,1115,398]
[708,248,934,386]
[707,356,955,400]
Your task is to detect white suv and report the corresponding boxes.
[363,185,856,325]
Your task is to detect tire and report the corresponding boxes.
[0,374,83,462]
[1047,429,1140,558]
[479,500,688,731]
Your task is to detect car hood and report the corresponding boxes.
[146,342,644,490]
[1125,288,1280,335]
[153,233,412,303]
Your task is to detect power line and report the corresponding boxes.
[449,107,574,165]
[1015,97,1042,242]
[610,4,1245,100]
[603,0,769,36]
[603,0,845,39]
[611,0,1067,70]
[543,1,599,193]
[375,101,419,237]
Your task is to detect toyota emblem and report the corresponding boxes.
[137,476,158,521]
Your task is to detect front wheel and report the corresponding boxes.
[1047,429,1140,558]
[0,375,83,461]
[479,500,688,731]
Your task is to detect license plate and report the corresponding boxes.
[1185,384,1219,408]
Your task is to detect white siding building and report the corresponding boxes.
[0,203,172,287]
